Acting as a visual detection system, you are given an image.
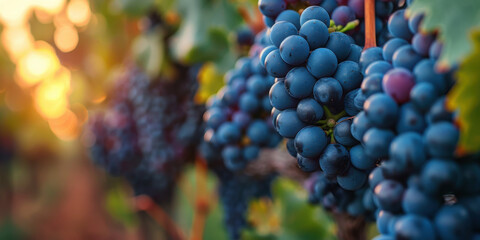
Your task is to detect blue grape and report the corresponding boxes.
[299,20,329,50]
[377,211,396,235]
[351,111,372,141]
[349,0,365,18]
[259,45,277,67]
[320,0,338,15]
[361,73,383,97]
[420,159,461,195]
[313,77,343,105]
[337,166,367,191]
[365,61,392,76]
[392,45,423,71]
[269,81,299,110]
[332,6,356,26]
[325,32,353,61]
[373,179,404,212]
[387,10,413,40]
[344,89,361,116]
[334,118,358,147]
[434,205,473,240]
[402,187,441,217]
[247,75,269,96]
[307,48,338,78]
[286,138,297,157]
[205,107,227,129]
[319,144,350,177]
[369,167,385,189]
[280,35,310,65]
[394,215,436,240]
[275,109,307,138]
[334,60,363,92]
[217,122,242,144]
[243,145,260,161]
[412,33,435,57]
[265,49,291,77]
[426,97,453,124]
[346,43,362,62]
[239,92,260,113]
[294,126,328,158]
[364,93,398,128]
[232,111,251,129]
[408,13,424,34]
[429,40,443,60]
[362,128,395,159]
[222,145,245,170]
[270,21,298,48]
[296,98,324,124]
[276,10,301,29]
[389,132,426,171]
[258,0,286,18]
[297,154,320,172]
[396,103,426,133]
[300,6,330,26]
[350,144,376,170]
[382,38,409,63]
[424,122,459,158]
[410,82,438,112]
[247,120,271,145]
[413,59,447,94]
[284,67,317,98]
[359,47,384,74]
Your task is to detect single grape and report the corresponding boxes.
[269,81,299,110]
[420,159,461,195]
[363,93,398,128]
[265,49,291,77]
[239,92,260,113]
[331,6,356,26]
[334,61,363,92]
[279,35,310,65]
[275,109,307,138]
[389,132,426,171]
[307,48,338,78]
[396,103,426,133]
[361,73,383,97]
[365,61,392,76]
[258,0,287,18]
[410,82,438,112]
[387,10,413,40]
[362,128,395,159]
[247,120,271,145]
[300,6,331,26]
[373,179,404,212]
[337,166,367,191]
[392,45,423,71]
[299,20,329,50]
[382,38,409,63]
[334,118,358,146]
[424,122,459,158]
[351,111,372,141]
[394,215,436,240]
[325,32,353,61]
[434,205,473,240]
[294,126,328,158]
[284,67,317,98]
[313,77,344,105]
[319,144,350,177]
[270,21,298,48]
[350,144,376,170]
[276,10,301,29]
[296,98,325,123]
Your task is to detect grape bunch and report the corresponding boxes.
[88,65,205,205]
[344,8,480,240]
[258,0,402,47]
[203,35,283,171]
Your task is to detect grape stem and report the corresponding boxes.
[363,0,376,49]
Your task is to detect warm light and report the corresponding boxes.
[66,0,91,27]
[54,24,79,53]
[0,0,32,26]
[1,26,34,60]
[33,0,65,15]
[34,80,69,119]
[16,42,60,86]
[48,109,79,141]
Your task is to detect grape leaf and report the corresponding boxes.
[242,178,336,240]
[195,63,225,104]
[409,0,480,67]
[169,0,243,64]
[448,31,480,153]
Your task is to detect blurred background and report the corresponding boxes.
[0,0,349,239]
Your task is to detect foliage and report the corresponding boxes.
[242,178,336,240]
[409,0,480,67]
[448,31,480,153]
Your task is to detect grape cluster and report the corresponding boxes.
[203,36,283,171]
[346,9,480,240]
[258,0,402,47]
[88,66,204,205]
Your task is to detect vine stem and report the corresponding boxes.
[189,156,210,240]
[135,195,186,240]
[364,0,377,49]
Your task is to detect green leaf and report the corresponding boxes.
[105,183,138,227]
[169,0,243,64]
[132,27,165,78]
[448,31,480,153]
[409,0,480,67]
[242,178,336,240]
